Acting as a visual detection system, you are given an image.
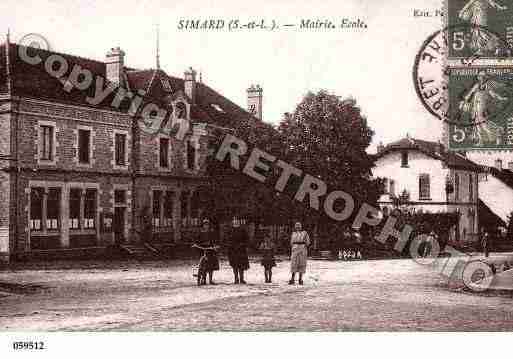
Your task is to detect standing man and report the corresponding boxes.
[482,231,490,258]
[227,217,250,284]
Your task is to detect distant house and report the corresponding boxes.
[373,136,482,244]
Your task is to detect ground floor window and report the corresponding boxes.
[152,190,174,227]
[30,187,61,231]
[69,188,81,229]
[163,191,174,227]
[84,189,97,229]
[152,190,162,227]
[69,188,97,230]
[30,187,44,231]
[47,188,60,230]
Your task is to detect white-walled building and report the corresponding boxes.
[374,136,482,243]
[442,124,513,233]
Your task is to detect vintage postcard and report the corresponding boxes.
[1,0,513,356]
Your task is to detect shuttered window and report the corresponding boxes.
[115,133,126,166]
[419,174,431,200]
[40,125,54,160]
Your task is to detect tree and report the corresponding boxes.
[203,116,290,233]
[277,91,382,245]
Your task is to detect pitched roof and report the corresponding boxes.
[0,42,131,110]
[0,42,262,131]
[479,199,507,227]
[376,136,483,172]
[487,167,513,190]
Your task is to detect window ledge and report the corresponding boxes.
[30,230,61,236]
[38,159,57,166]
[77,162,93,168]
[69,229,96,235]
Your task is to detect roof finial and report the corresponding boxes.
[156,23,161,70]
[6,28,10,44]
[199,69,203,83]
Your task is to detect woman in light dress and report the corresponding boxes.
[288,222,311,285]
[458,0,507,54]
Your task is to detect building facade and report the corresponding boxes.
[374,136,482,243]
[0,36,263,262]
[442,123,513,232]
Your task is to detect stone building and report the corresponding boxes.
[0,35,263,262]
[374,136,482,244]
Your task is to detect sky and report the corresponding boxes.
[0,0,445,151]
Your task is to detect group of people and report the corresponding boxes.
[193,220,311,286]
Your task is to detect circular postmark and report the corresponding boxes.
[414,25,513,148]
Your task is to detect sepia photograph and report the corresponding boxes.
[0,0,513,356]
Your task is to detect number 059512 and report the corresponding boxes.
[12,341,46,350]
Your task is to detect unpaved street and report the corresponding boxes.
[1,257,513,331]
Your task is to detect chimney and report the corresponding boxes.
[495,159,503,170]
[105,47,125,86]
[377,141,385,153]
[247,84,263,120]
[184,67,197,104]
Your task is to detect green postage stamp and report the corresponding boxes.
[445,0,513,59]
[443,0,513,150]
[447,67,513,150]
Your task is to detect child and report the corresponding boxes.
[259,234,276,283]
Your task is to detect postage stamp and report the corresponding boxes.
[445,0,513,59]
[446,66,513,150]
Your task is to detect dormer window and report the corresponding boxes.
[175,102,187,120]
[401,151,409,167]
[161,78,172,92]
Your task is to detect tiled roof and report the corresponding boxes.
[377,137,483,172]
[488,167,513,190]
[479,199,506,227]
[0,42,131,110]
[0,42,262,131]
